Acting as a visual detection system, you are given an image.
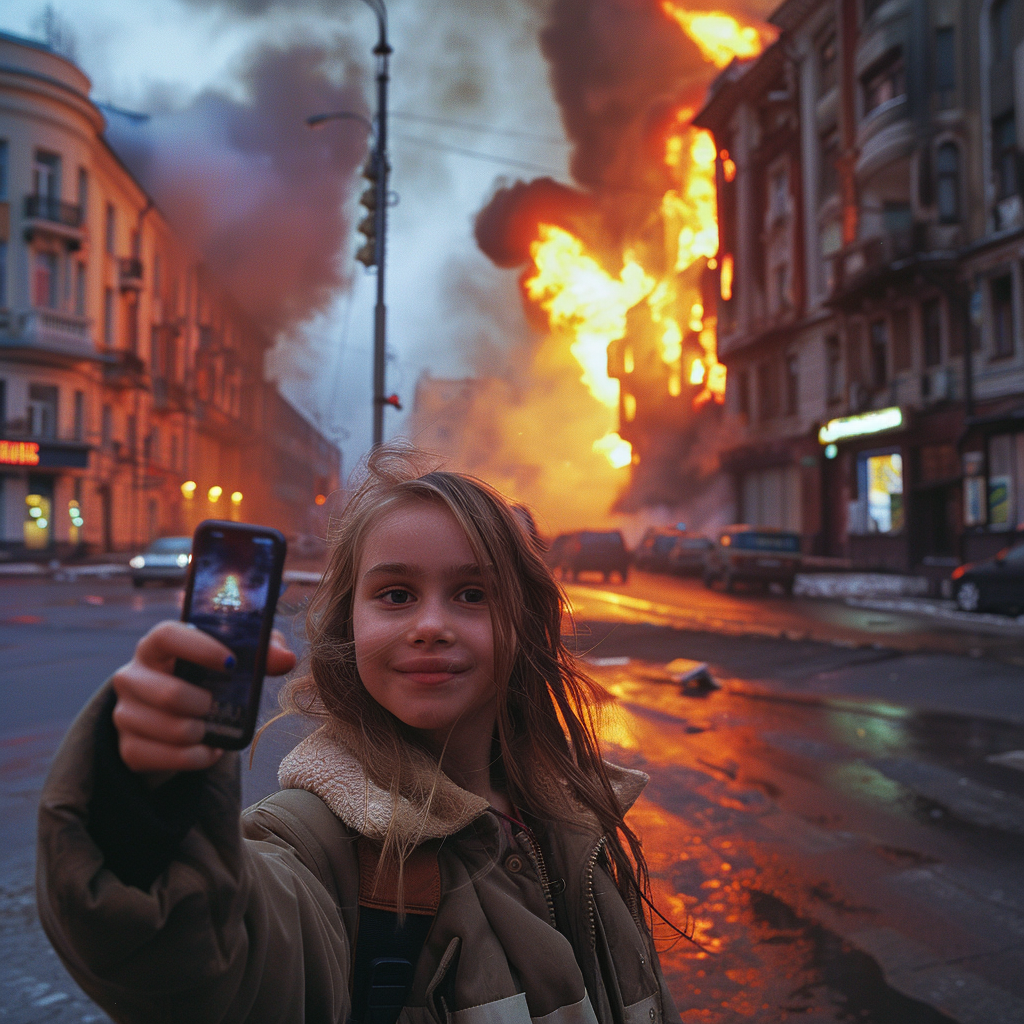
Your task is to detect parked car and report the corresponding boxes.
[702,525,801,594]
[129,535,192,587]
[950,543,1024,615]
[548,530,630,583]
[667,534,713,576]
[634,527,687,573]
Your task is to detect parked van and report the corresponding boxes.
[702,525,801,594]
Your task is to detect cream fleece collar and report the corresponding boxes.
[278,722,649,843]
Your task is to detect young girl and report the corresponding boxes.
[37,443,680,1024]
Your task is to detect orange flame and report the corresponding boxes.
[525,225,654,411]
[661,4,775,69]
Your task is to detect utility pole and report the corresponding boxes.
[364,0,390,449]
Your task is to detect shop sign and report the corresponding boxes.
[988,476,1012,531]
[818,407,903,445]
[0,440,41,466]
[964,476,986,527]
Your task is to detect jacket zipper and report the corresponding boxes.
[584,835,607,950]
[516,826,558,929]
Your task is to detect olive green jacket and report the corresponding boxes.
[37,685,681,1024]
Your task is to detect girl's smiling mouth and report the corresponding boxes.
[393,658,469,684]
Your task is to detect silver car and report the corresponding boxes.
[129,536,192,587]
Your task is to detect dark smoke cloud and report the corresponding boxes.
[473,177,597,268]
[104,40,368,336]
[540,0,713,189]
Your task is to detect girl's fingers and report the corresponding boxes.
[118,733,222,775]
[266,635,297,677]
[135,620,235,674]
[112,696,206,747]
[112,662,214,719]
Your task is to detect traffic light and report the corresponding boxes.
[355,156,379,268]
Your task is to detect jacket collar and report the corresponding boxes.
[278,722,649,843]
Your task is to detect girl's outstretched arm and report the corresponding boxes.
[35,624,356,1024]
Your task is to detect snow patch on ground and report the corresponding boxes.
[794,573,930,598]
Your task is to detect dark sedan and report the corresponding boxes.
[129,536,192,587]
[548,530,630,583]
[951,543,1024,615]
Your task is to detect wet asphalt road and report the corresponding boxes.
[2,573,1023,1023]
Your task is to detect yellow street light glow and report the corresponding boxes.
[208,485,223,502]
[230,491,243,504]
[181,480,197,497]
[818,406,903,445]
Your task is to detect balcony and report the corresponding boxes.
[152,377,191,413]
[103,349,148,389]
[23,195,84,248]
[0,309,98,364]
[824,225,955,307]
[118,257,144,291]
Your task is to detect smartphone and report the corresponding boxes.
[175,520,287,749]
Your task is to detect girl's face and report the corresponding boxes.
[352,500,497,753]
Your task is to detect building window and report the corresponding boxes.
[935,142,960,223]
[126,414,137,458]
[77,167,88,222]
[883,201,913,234]
[820,130,840,199]
[774,264,790,311]
[987,432,1024,531]
[862,49,905,117]
[817,30,837,95]
[0,378,7,431]
[922,298,943,367]
[28,384,58,438]
[757,361,778,421]
[74,261,86,315]
[32,150,61,200]
[870,319,888,389]
[992,113,1018,201]
[73,390,84,441]
[991,275,1014,358]
[103,287,115,347]
[735,367,750,419]
[825,335,842,403]
[170,432,179,471]
[125,294,139,354]
[991,0,1011,64]
[0,139,7,199]
[785,353,799,415]
[101,404,113,448]
[934,27,955,108]
[33,251,59,309]
[0,240,7,308]
[851,452,904,534]
[768,164,789,223]
[105,203,116,255]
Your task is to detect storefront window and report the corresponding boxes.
[987,433,1024,531]
[850,451,903,534]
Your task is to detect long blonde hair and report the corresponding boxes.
[280,442,651,914]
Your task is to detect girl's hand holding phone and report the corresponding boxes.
[111,620,296,781]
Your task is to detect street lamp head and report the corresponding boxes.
[305,110,375,137]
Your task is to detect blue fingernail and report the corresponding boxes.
[224,654,236,670]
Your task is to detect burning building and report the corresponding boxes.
[410,0,778,534]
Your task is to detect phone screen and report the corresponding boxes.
[179,521,286,747]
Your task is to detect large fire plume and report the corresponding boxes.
[420,1,776,533]
[482,5,772,476]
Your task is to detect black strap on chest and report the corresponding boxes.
[347,839,440,1024]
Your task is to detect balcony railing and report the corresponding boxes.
[0,310,96,361]
[103,349,148,388]
[826,225,926,301]
[24,195,83,228]
[118,257,144,290]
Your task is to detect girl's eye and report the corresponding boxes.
[459,587,486,605]
[380,588,413,605]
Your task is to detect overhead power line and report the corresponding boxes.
[393,132,565,175]
[391,110,568,146]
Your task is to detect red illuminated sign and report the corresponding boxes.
[0,440,41,466]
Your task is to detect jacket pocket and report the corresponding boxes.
[622,992,661,1024]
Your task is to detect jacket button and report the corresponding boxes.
[505,855,524,873]
[649,1010,656,1021]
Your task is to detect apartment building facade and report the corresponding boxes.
[0,31,340,555]
[695,0,1024,572]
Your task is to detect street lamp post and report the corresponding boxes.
[307,0,391,449]
[366,0,391,450]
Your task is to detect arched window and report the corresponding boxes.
[936,142,960,223]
